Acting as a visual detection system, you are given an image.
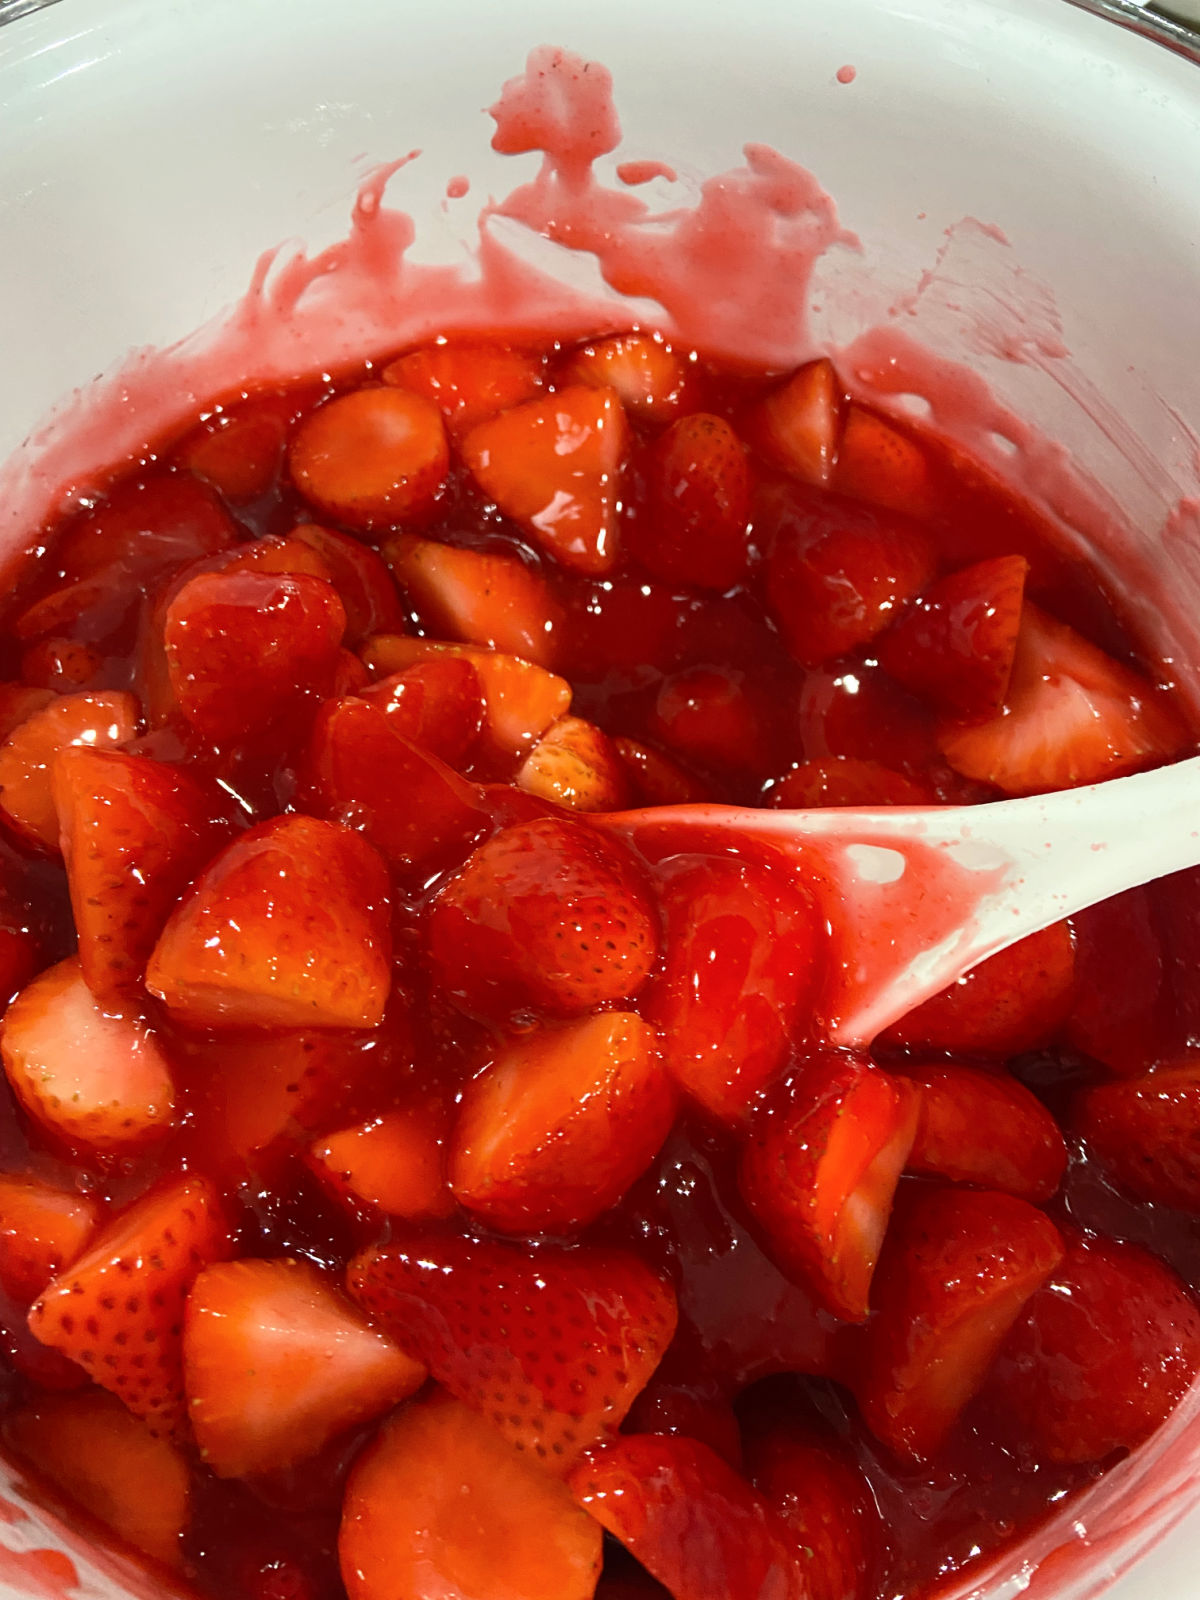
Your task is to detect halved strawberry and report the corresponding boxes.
[450,1011,676,1233]
[289,387,449,529]
[175,393,295,503]
[832,404,934,517]
[20,638,104,693]
[357,657,484,769]
[339,1391,602,1600]
[856,1186,1064,1463]
[382,341,546,437]
[1073,1055,1200,1210]
[898,1062,1067,1201]
[649,666,774,777]
[1064,887,1167,1075]
[739,1054,918,1321]
[4,1390,192,1568]
[745,358,840,487]
[427,816,658,1021]
[309,1103,454,1222]
[569,1435,807,1600]
[0,690,139,852]
[55,747,225,998]
[878,555,1028,719]
[29,1175,235,1438]
[348,1232,677,1470]
[291,523,404,645]
[516,714,631,812]
[0,1175,100,1305]
[765,757,934,809]
[628,414,753,591]
[613,737,709,806]
[2,957,176,1154]
[50,473,239,594]
[560,334,696,424]
[146,815,392,1030]
[765,489,937,667]
[939,602,1187,794]
[881,919,1076,1055]
[461,385,628,574]
[184,1256,425,1478]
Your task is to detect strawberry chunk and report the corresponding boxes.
[29,1175,235,1438]
[628,413,753,591]
[348,1233,677,1470]
[55,747,224,998]
[746,358,840,487]
[358,657,484,768]
[766,757,934,808]
[427,817,658,1021]
[878,555,1028,719]
[462,385,628,574]
[0,683,55,741]
[856,1186,1064,1463]
[739,1054,918,1321]
[613,738,709,806]
[450,1012,676,1233]
[382,341,546,437]
[898,1062,1067,1201]
[1073,1055,1200,1210]
[290,523,403,644]
[0,690,139,852]
[309,1105,454,1222]
[832,404,933,517]
[1064,887,1167,1075]
[339,1391,602,1600]
[0,1175,100,1305]
[20,638,104,692]
[184,1256,425,1478]
[2,957,176,1154]
[569,1435,807,1600]
[938,602,1186,794]
[175,394,294,503]
[642,852,820,1124]
[289,387,449,529]
[881,919,1075,1055]
[516,714,631,812]
[650,666,774,777]
[50,473,239,593]
[560,333,696,423]
[146,815,392,1030]
[766,489,937,667]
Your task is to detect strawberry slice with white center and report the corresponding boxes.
[746,357,841,487]
[0,690,140,853]
[516,714,631,812]
[560,333,696,423]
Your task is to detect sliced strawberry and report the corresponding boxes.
[20,638,104,693]
[427,816,658,1021]
[898,1062,1067,1201]
[357,657,484,768]
[1064,887,1167,1075]
[560,334,696,423]
[569,1435,807,1600]
[50,473,239,593]
[981,1234,1200,1465]
[462,385,628,574]
[290,523,404,645]
[0,683,55,741]
[628,413,753,591]
[739,1054,918,1321]
[289,387,449,530]
[4,1390,191,1568]
[2,957,176,1154]
[833,404,934,517]
[55,747,224,998]
[881,919,1075,1055]
[0,690,139,852]
[450,1011,676,1233]
[856,1186,1064,1463]
[641,852,820,1124]
[348,1233,677,1469]
[0,1175,100,1305]
[184,1256,425,1479]
[745,358,840,487]
[516,714,631,812]
[382,341,546,437]
[175,393,295,503]
[146,815,392,1030]
[766,757,934,809]
[878,555,1028,719]
[29,1175,235,1438]
[613,737,710,806]
[939,602,1187,794]
[339,1391,602,1600]
[1073,1055,1200,1210]
[309,1103,454,1221]
[649,666,774,777]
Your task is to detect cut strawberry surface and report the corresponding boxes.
[0,1175,100,1305]
[357,656,484,768]
[290,523,405,645]
[348,1233,677,1470]
[289,386,450,530]
[629,413,753,591]
[746,357,841,488]
[561,333,695,423]
[898,1062,1067,1201]
[309,1104,454,1221]
[516,713,631,812]
[0,689,139,852]
[382,340,546,437]
[1073,1055,1200,1210]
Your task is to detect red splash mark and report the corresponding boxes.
[616,159,677,186]
[0,1545,78,1600]
[445,175,469,200]
[836,64,857,84]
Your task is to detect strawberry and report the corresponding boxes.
[145,815,392,1030]
[305,697,489,881]
[649,666,774,777]
[877,555,1029,719]
[0,894,39,1007]
[0,683,54,741]
[641,852,820,1124]
[560,333,696,423]
[223,534,335,584]
[898,1062,1067,1201]
[981,1234,1200,1465]
[832,404,934,517]
[357,657,484,768]
[164,569,346,744]
[175,393,295,502]
[288,387,449,530]
[938,602,1186,794]
[739,1054,918,1321]
[765,757,934,809]
[0,1309,89,1393]
[461,385,628,574]
[765,488,937,667]
[516,714,632,812]
[625,1370,744,1470]
[29,1175,235,1438]
[569,1434,808,1600]
[50,473,239,594]
[382,341,546,437]
[745,358,841,487]
[797,658,937,773]
[1073,1055,1200,1210]
[450,1011,676,1233]
[4,1389,192,1567]
[309,1103,455,1222]
[20,638,104,692]
[347,1232,677,1470]
[1064,887,1167,1075]
[0,690,139,852]
[855,1186,1064,1463]
[628,413,753,591]
[184,1256,425,1479]
[0,1175,100,1305]
[290,523,404,644]
[339,1391,602,1600]
[2,957,176,1154]
[881,919,1075,1055]
[427,816,658,1021]
[613,738,708,805]
[55,747,225,998]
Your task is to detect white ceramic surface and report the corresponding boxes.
[0,2,1199,1598]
